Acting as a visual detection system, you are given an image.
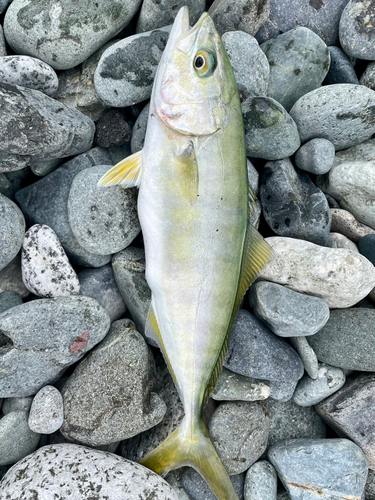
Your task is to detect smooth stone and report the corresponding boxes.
[0,56,58,96]
[222,31,269,99]
[268,379,299,403]
[16,148,113,267]
[0,254,29,298]
[258,237,375,308]
[137,0,205,33]
[94,27,170,108]
[95,108,131,148]
[164,471,190,500]
[2,396,32,414]
[78,264,126,323]
[0,290,22,314]
[224,309,304,383]
[208,0,270,36]
[255,0,350,46]
[30,157,64,177]
[260,158,331,245]
[366,469,375,500]
[181,469,244,500]
[268,439,368,500]
[324,46,359,85]
[61,319,166,446]
[28,385,64,434]
[112,246,151,338]
[68,164,140,256]
[339,0,375,60]
[131,102,149,154]
[0,411,40,465]
[329,209,375,243]
[294,138,335,175]
[293,363,345,407]
[0,443,178,499]
[261,27,330,112]
[244,460,277,500]
[4,0,143,70]
[0,296,110,397]
[242,96,300,160]
[211,367,270,402]
[0,26,6,57]
[107,143,132,165]
[21,224,80,298]
[290,337,319,380]
[0,167,31,200]
[360,61,375,92]
[289,84,375,151]
[328,232,359,252]
[247,159,260,197]
[0,193,25,272]
[308,309,375,371]
[267,398,326,450]
[208,401,269,475]
[359,235,375,266]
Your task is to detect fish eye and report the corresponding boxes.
[193,50,216,77]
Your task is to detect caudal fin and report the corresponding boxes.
[139,417,239,500]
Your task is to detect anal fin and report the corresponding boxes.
[97,150,142,188]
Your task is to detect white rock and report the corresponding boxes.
[328,232,359,252]
[21,224,80,298]
[330,208,375,243]
[293,364,346,407]
[258,237,375,308]
[28,385,64,434]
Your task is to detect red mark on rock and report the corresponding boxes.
[69,330,90,355]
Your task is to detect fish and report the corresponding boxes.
[98,7,272,500]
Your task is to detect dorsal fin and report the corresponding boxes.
[97,150,142,188]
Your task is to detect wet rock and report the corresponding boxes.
[260,158,331,245]
[28,385,64,434]
[290,337,319,380]
[293,364,345,407]
[359,234,375,266]
[329,208,375,243]
[258,237,375,308]
[360,61,375,91]
[324,46,359,85]
[95,108,131,148]
[208,0,270,36]
[294,138,335,175]
[242,97,300,160]
[21,224,79,298]
[211,367,270,402]
[289,84,375,151]
[137,0,205,33]
[0,290,22,314]
[0,411,40,465]
[244,460,277,500]
[0,296,110,397]
[0,254,29,298]
[131,102,149,154]
[0,193,25,272]
[181,469,245,500]
[328,232,359,252]
[339,0,375,60]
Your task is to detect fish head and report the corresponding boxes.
[153,7,238,137]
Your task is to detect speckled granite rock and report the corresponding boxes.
[208,0,270,36]
[0,56,58,95]
[244,461,277,500]
[0,193,25,272]
[329,208,375,243]
[137,0,205,33]
[28,385,64,434]
[339,0,375,60]
[180,469,245,500]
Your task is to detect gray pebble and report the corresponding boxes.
[94,27,170,108]
[2,396,32,415]
[4,0,143,70]
[293,363,346,406]
[0,443,178,500]
[28,385,63,434]
[242,97,300,160]
[244,460,277,500]
[0,254,29,298]
[268,379,299,403]
[164,470,190,500]
[0,290,21,314]
[247,160,260,197]
[30,157,64,177]
[328,232,359,252]
[289,337,319,380]
[0,193,25,272]
[0,0,9,14]
[61,319,166,446]
[249,281,330,338]
[208,0,270,36]
[0,411,40,465]
[131,102,149,154]
[325,46,359,85]
[208,401,270,475]
[0,296,110,397]
[0,25,6,57]
[329,208,375,243]
[211,367,271,402]
[21,224,80,298]
[339,0,375,60]
[222,31,269,99]
[294,138,335,175]
[366,469,375,500]
[360,61,375,91]
[181,469,245,500]
[68,164,140,255]
[289,84,375,151]
[137,0,205,33]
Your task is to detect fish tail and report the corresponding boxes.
[139,416,239,500]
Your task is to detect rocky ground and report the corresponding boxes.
[0,0,375,499]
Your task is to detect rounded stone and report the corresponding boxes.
[359,234,375,265]
[180,469,245,500]
[0,193,25,272]
[136,0,205,33]
[294,138,335,175]
[208,0,270,36]
[339,0,375,60]
[0,411,40,465]
[329,208,375,243]
[2,396,33,415]
[328,232,359,253]
[28,385,64,434]
[0,254,29,298]
[131,102,149,154]
[324,46,359,85]
[289,337,319,380]
[68,164,140,255]
[0,290,22,314]
[211,367,271,402]
[95,108,131,148]
[293,363,346,406]
[244,460,277,500]
[360,61,375,91]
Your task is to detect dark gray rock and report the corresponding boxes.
[137,0,205,33]
[294,138,335,175]
[222,31,269,99]
[131,102,149,154]
[0,296,110,397]
[181,469,245,500]
[30,157,64,177]
[0,254,29,298]
[268,439,368,500]
[256,0,350,46]
[360,61,375,91]
[0,411,40,465]
[78,264,126,324]
[208,401,270,475]
[0,25,6,57]
[4,0,143,70]
[0,290,21,314]
[260,158,331,245]
[293,363,345,406]
[290,337,319,380]
[324,46,359,85]
[68,164,140,255]
[316,373,375,469]
[289,84,375,151]
[249,281,330,338]
[0,193,25,272]
[244,460,277,500]
[16,148,113,267]
[247,160,260,197]
[260,27,330,112]
[0,167,31,200]
[61,319,166,446]
[339,0,375,60]
[94,27,170,108]
[28,385,64,434]
[359,234,375,265]
[224,309,304,384]
[0,1,9,15]
[0,443,178,499]
[208,0,270,36]
[95,109,131,148]
[308,308,375,371]
[366,469,375,500]
[2,396,32,414]
[268,379,299,403]
[242,97,300,160]
[211,367,271,402]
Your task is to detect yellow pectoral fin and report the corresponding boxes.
[97,150,142,188]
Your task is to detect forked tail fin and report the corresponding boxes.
[139,417,239,500]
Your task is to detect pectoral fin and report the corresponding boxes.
[97,150,142,188]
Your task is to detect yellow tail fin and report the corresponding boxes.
[140,417,239,500]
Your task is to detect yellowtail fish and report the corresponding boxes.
[99,7,272,500]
